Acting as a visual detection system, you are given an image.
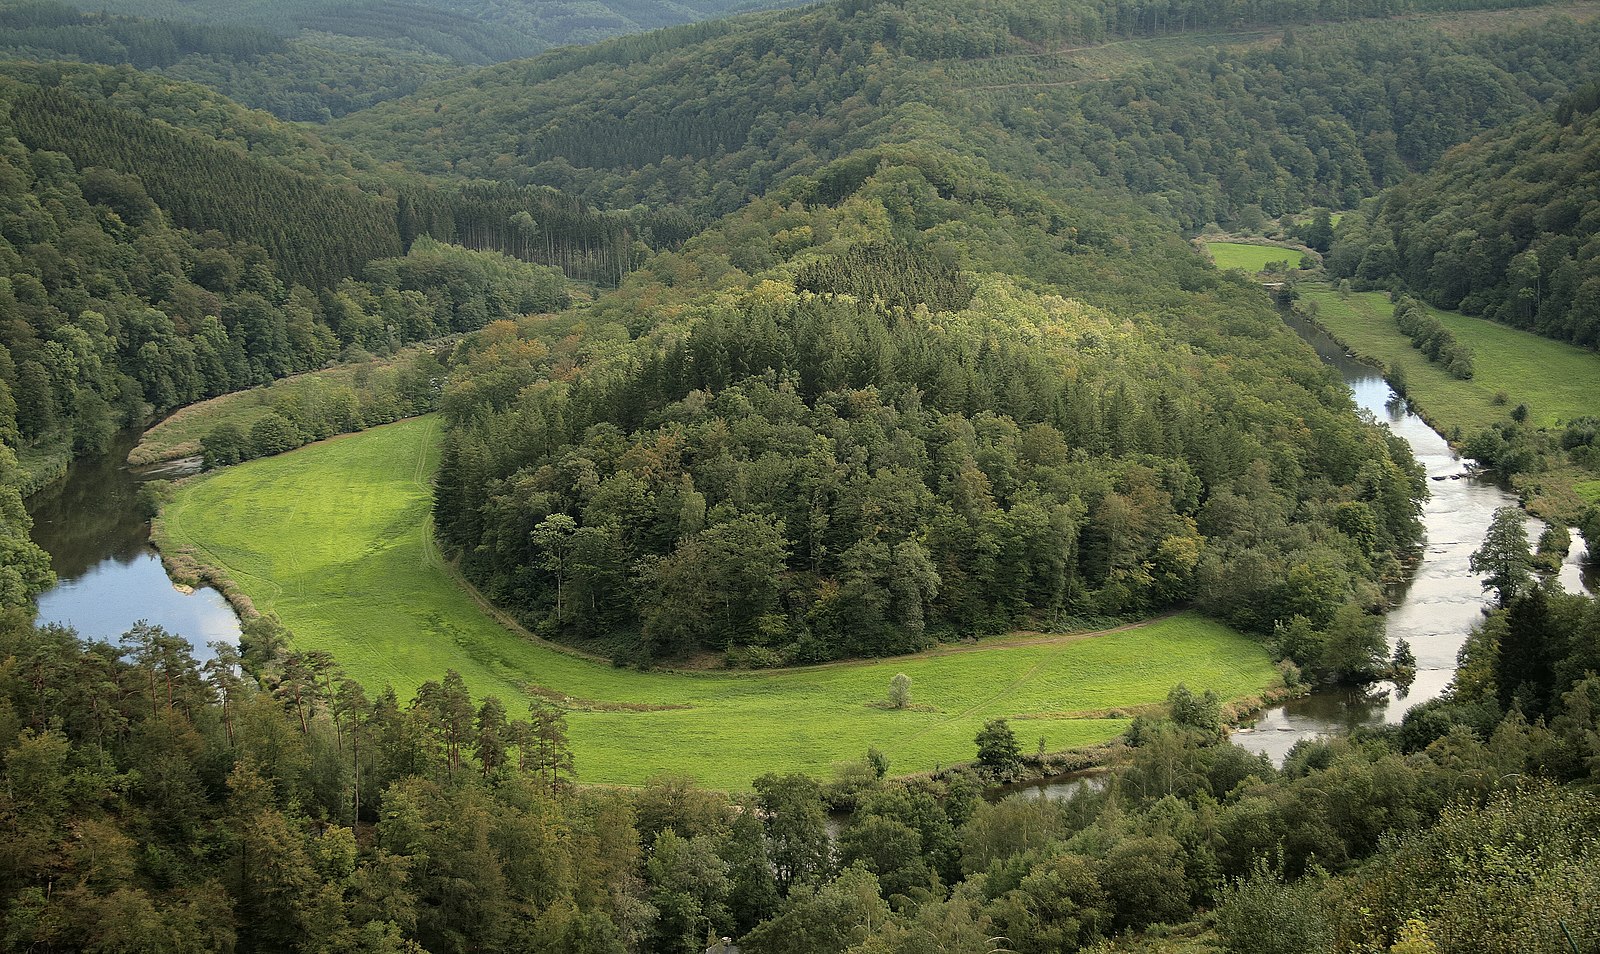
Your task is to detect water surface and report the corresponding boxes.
[26,431,239,660]
[1233,311,1592,762]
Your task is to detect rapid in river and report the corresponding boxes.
[1232,309,1595,762]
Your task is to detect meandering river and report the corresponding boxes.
[1231,310,1595,762]
[21,311,1595,770]
[24,431,239,661]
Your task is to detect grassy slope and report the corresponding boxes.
[131,344,440,466]
[159,416,1278,788]
[1204,242,1302,272]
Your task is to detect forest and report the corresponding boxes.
[0,0,1598,950]
[0,553,1596,952]
[431,173,1423,670]
[1327,82,1600,347]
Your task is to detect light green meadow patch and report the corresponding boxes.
[1205,242,1301,273]
[1300,287,1600,432]
[160,416,1278,788]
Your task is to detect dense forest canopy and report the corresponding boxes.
[0,560,1597,951]
[0,0,812,120]
[432,160,1423,670]
[327,1,1600,229]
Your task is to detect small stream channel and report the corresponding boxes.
[25,430,240,661]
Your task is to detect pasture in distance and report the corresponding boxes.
[1204,241,1303,273]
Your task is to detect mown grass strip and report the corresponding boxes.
[1204,241,1302,273]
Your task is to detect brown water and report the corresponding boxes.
[25,431,239,661]
[1231,310,1594,762]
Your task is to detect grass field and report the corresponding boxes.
[1300,287,1600,432]
[1300,285,1600,520]
[1205,242,1301,273]
[158,416,1279,788]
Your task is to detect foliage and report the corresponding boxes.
[1296,285,1600,511]
[1470,506,1533,606]
[975,718,1022,778]
[330,4,1600,230]
[1329,98,1600,348]
[1393,297,1474,379]
[888,673,911,710]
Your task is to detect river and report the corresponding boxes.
[24,430,240,661]
[1231,309,1595,762]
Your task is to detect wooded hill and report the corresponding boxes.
[327,0,1600,229]
[430,142,1425,670]
[0,0,1598,952]
[0,0,810,120]
[1328,82,1600,348]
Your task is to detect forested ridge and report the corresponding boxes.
[328,1,1600,229]
[0,73,570,501]
[1326,82,1600,347]
[0,0,812,121]
[1,0,1599,950]
[432,165,1424,671]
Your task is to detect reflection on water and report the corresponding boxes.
[26,431,239,662]
[999,769,1110,801]
[1235,312,1592,763]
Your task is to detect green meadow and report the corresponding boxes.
[1204,241,1302,273]
[158,416,1279,788]
[1300,286,1600,432]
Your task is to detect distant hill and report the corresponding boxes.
[0,0,807,119]
[326,0,1600,229]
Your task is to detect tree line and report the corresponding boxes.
[0,568,1596,952]
[328,1,1600,235]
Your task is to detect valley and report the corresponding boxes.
[155,415,1279,787]
[4,0,1600,949]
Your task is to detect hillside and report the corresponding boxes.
[1328,82,1600,348]
[1,0,808,119]
[4,2,1600,952]
[327,1,1600,228]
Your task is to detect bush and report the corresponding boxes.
[247,412,303,458]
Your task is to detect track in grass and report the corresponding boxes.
[160,416,1279,788]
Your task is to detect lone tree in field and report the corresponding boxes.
[888,673,911,709]
[1471,507,1533,606]
[975,718,1021,778]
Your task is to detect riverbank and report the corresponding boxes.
[130,338,456,467]
[1295,284,1600,524]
